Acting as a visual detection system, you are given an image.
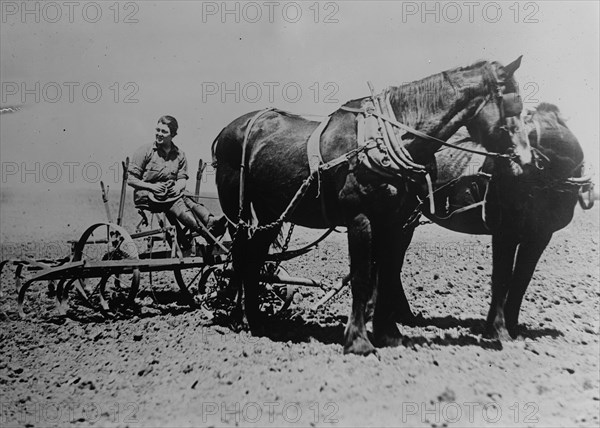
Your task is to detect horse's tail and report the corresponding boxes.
[212,110,277,224]
[210,127,226,167]
[211,120,246,223]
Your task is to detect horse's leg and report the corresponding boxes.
[230,228,249,328]
[372,221,407,347]
[486,232,518,339]
[390,227,423,326]
[365,260,378,322]
[234,228,279,334]
[344,214,376,355]
[368,225,420,326]
[504,233,552,337]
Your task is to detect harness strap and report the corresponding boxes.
[412,171,492,232]
[339,105,512,160]
[238,108,276,220]
[236,106,376,235]
[343,94,437,212]
[431,201,487,221]
[306,116,331,175]
[383,92,429,171]
[306,115,334,224]
[424,173,435,215]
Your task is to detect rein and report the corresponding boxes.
[340,96,514,161]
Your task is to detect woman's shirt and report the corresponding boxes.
[128,142,189,207]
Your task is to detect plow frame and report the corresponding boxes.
[2,159,345,320]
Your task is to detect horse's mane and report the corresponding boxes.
[387,61,493,128]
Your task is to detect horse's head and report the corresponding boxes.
[389,57,531,173]
[524,102,585,179]
[464,56,532,174]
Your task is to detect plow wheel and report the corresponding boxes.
[189,264,297,316]
[69,223,140,316]
[193,265,238,309]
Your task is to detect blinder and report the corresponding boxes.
[501,93,523,118]
[467,63,528,164]
[470,86,522,127]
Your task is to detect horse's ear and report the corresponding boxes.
[504,55,523,77]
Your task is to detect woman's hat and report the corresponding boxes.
[148,192,183,204]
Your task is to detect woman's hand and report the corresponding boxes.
[148,182,168,196]
[168,179,186,197]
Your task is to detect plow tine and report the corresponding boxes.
[17,278,36,319]
[55,279,65,309]
[47,280,56,297]
[76,279,91,302]
[14,264,24,292]
[61,278,76,310]
[56,279,73,316]
[312,274,350,311]
[97,277,112,314]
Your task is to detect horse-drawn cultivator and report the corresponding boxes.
[1,159,343,320]
[1,71,595,356]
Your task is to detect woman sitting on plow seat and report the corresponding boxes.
[127,115,228,243]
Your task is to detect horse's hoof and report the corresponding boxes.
[497,328,511,341]
[506,323,520,339]
[366,352,380,363]
[484,322,512,341]
[343,335,376,356]
[228,312,248,333]
[484,325,497,339]
[396,311,426,327]
[373,322,403,348]
[245,312,267,336]
[493,318,512,341]
[373,333,403,348]
[249,323,266,337]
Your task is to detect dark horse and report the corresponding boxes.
[212,58,530,355]
[421,102,587,339]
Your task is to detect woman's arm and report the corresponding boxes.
[127,144,167,195]
[128,175,166,194]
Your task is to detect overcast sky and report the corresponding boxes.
[1,1,598,192]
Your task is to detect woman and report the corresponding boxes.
[128,115,227,240]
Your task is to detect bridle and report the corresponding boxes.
[468,63,524,143]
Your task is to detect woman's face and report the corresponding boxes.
[155,122,173,146]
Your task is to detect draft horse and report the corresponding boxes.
[212,57,530,355]
[420,102,590,339]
